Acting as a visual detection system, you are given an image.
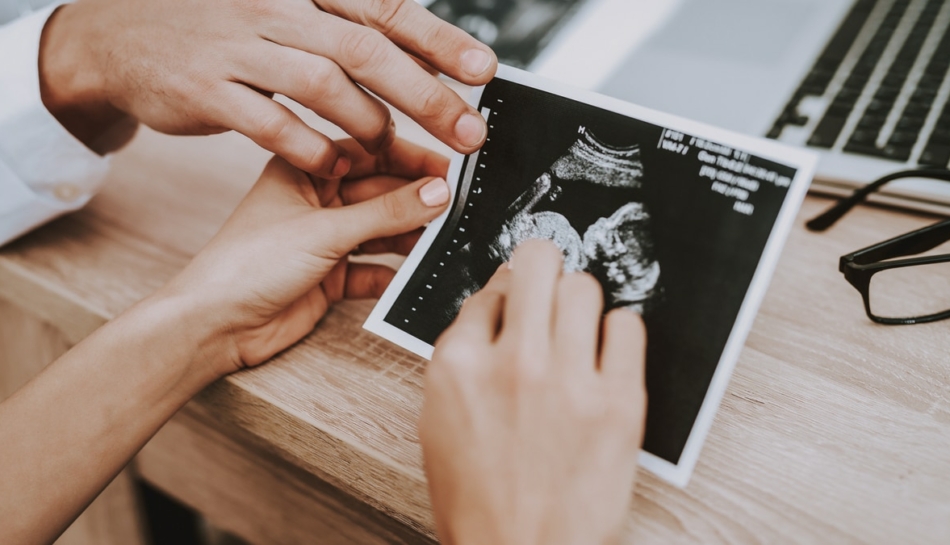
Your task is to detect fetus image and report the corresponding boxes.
[450,127,662,318]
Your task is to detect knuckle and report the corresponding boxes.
[253,111,292,148]
[377,190,411,224]
[423,23,459,57]
[364,107,394,150]
[377,107,395,139]
[432,335,479,370]
[461,289,490,310]
[415,84,455,123]
[457,294,478,315]
[608,308,646,340]
[562,272,602,298]
[610,388,646,430]
[576,392,606,422]
[508,341,545,386]
[370,0,410,34]
[298,60,339,103]
[302,139,333,172]
[341,28,388,72]
[516,238,564,267]
[236,0,276,20]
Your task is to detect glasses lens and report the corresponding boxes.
[869,261,950,320]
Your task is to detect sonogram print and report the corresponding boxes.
[378,73,803,467]
[441,127,662,318]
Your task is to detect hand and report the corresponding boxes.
[420,240,648,545]
[38,0,496,174]
[162,137,451,374]
[0,137,452,543]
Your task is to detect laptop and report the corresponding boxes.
[426,0,950,214]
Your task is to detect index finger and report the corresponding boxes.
[316,0,498,85]
[275,13,489,153]
[502,240,564,345]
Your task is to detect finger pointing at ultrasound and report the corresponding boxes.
[273,2,497,153]
[39,0,496,179]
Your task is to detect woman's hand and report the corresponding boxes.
[163,137,451,375]
[420,240,648,545]
[0,139,450,544]
[39,0,496,171]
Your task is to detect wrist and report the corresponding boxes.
[127,288,240,395]
[38,4,138,155]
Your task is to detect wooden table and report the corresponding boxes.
[2,105,949,544]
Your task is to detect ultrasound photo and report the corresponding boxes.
[413,126,662,330]
[367,67,815,485]
[425,0,588,67]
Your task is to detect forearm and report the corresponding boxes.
[0,291,230,544]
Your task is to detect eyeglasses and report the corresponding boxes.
[807,169,950,325]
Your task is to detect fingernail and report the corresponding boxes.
[419,178,449,207]
[455,113,486,148]
[461,49,492,77]
[332,156,351,178]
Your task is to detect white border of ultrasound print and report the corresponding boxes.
[365,64,818,488]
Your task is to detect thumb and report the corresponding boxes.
[319,177,450,254]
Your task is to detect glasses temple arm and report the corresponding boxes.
[850,219,950,264]
[806,169,950,232]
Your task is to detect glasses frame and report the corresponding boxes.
[808,168,950,325]
[839,219,950,324]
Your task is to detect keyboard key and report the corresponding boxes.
[904,101,933,117]
[929,127,950,144]
[897,115,927,131]
[809,115,848,148]
[768,0,950,158]
[882,73,906,89]
[857,113,888,130]
[865,98,895,114]
[850,129,880,144]
[875,85,902,100]
[912,88,938,103]
[827,101,854,117]
[924,61,950,75]
[836,87,862,104]
[844,142,882,157]
[822,0,879,63]
[888,130,919,146]
[881,144,912,161]
[768,0,878,141]
[918,74,944,91]
[920,144,950,167]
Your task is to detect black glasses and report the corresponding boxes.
[807,169,950,325]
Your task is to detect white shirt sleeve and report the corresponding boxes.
[0,2,110,247]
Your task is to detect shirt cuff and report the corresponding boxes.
[0,1,109,209]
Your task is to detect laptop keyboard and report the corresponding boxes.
[768,0,950,168]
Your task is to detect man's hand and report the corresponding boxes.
[38,0,496,175]
[162,137,451,374]
[420,240,648,545]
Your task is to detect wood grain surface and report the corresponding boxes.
[1,101,948,543]
[137,403,434,545]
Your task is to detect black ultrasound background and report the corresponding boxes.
[385,78,796,465]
